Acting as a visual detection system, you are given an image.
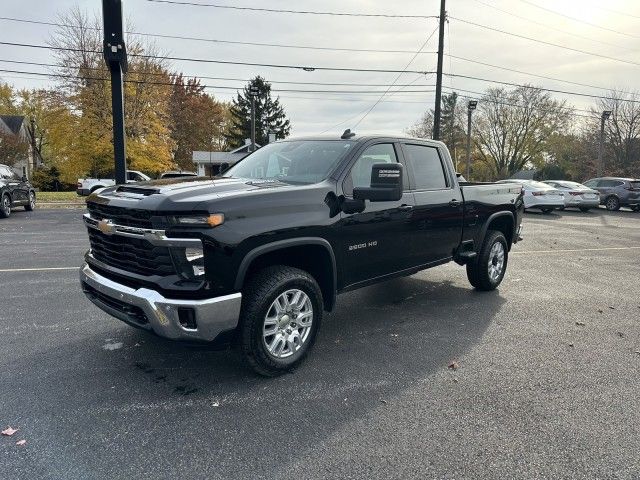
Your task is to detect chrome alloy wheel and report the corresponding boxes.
[29,192,35,209]
[487,241,505,283]
[2,196,10,216]
[263,289,313,359]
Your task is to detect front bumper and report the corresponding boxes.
[80,263,242,342]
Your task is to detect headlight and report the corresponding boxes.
[171,213,224,227]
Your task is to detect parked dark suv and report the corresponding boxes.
[583,177,640,211]
[0,163,36,218]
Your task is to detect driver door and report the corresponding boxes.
[336,142,417,289]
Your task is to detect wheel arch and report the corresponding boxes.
[234,238,337,311]
[479,212,515,250]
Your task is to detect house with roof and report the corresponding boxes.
[192,140,259,177]
[0,115,42,178]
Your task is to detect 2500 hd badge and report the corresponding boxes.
[80,133,524,376]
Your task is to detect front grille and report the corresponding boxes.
[82,283,149,326]
[87,202,154,228]
[88,229,176,277]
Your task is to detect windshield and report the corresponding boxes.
[223,140,354,185]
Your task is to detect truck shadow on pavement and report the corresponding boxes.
[5,274,506,477]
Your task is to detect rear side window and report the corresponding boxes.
[600,180,623,187]
[402,144,448,190]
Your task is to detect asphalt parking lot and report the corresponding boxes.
[1,206,639,479]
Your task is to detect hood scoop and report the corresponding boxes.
[115,185,160,196]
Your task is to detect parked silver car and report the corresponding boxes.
[543,180,600,212]
[583,177,640,211]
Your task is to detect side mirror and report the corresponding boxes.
[219,162,230,174]
[353,163,403,202]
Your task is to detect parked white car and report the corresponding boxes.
[77,170,150,196]
[542,180,600,212]
[497,179,564,214]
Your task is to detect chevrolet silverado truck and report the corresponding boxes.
[79,133,524,376]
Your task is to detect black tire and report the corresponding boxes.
[579,207,591,212]
[558,206,565,211]
[605,196,620,211]
[466,230,508,291]
[0,194,10,219]
[24,191,35,211]
[631,205,640,212]
[541,208,553,214]
[238,265,323,377]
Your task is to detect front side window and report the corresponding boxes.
[402,144,448,190]
[583,180,598,188]
[350,143,398,189]
[223,140,353,185]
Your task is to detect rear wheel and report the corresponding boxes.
[0,194,10,218]
[238,265,323,377]
[466,230,508,291]
[605,196,620,211]
[24,191,35,211]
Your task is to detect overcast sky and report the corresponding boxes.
[1,0,639,136]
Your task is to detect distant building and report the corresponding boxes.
[0,115,42,178]
[192,140,259,177]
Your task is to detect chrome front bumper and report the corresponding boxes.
[80,263,242,342]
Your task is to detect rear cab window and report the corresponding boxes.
[401,144,449,190]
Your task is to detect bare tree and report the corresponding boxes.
[474,86,571,179]
[596,90,640,176]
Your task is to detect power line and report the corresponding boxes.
[0,67,438,95]
[352,26,440,129]
[444,72,640,104]
[0,58,438,88]
[0,15,438,55]
[518,0,640,40]
[145,0,439,19]
[0,40,433,75]
[469,0,629,50]
[449,16,640,68]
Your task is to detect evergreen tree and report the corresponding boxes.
[225,76,291,148]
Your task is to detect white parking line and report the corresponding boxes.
[512,246,640,255]
[0,267,79,273]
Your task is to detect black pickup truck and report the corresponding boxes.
[80,134,524,376]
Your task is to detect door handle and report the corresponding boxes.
[398,204,413,211]
[449,199,461,207]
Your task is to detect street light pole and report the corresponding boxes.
[597,110,612,177]
[466,100,477,180]
[249,85,259,152]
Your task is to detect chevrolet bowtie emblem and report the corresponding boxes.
[97,219,116,235]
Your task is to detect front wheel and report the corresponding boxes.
[0,194,10,218]
[24,191,35,211]
[467,230,508,291]
[238,266,323,377]
[605,196,620,211]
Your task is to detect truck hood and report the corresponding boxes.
[87,176,308,212]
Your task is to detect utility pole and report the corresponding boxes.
[28,116,36,179]
[597,110,612,177]
[102,0,128,185]
[466,100,477,180]
[433,0,446,140]
[249,84,259,152]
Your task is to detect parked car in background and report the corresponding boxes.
[582,177,640,211]
[542,180,600,212]
[159,171,198,179]
[77,170,151,196]
[0,163,36,218]
[497,179,564,214]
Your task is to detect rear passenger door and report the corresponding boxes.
[400,143,464,265]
